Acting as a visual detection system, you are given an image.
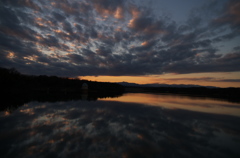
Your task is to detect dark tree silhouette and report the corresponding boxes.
[0,67,124,94]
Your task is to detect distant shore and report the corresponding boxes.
[1,67,240,104]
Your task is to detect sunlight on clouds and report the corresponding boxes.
[53,29,63,33]
[114,7,124,19]
[35,21,45,27]
[24,55,38,61]
[130,6,141,19]
[35,35,43,40]
[128,7,141,28]
[7,51,16,59]
[141,41,148,46]
[20,109,35,115]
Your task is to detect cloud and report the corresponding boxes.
[233,46,240,51]
[212,0,240,28]
[90,0,126,19]
[128,16,166,35]
[1,0,42,11]
[52,11,66,22]
[96,46,112,57]
[163,52,240,74]
[162,77,240,83]
[51,0,80,15]
[67,54,84,64]
[0,0,240,77]
[130,40,158,53]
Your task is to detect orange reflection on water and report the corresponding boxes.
[100,93,240,117]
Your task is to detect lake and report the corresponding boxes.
[0,93,240,158]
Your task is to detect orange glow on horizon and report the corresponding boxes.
[80,72,240,88]
[80,75,152,84]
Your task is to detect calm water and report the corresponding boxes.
[0,93,240,158]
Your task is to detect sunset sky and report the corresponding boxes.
[0,0,240,87]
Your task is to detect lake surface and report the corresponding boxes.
[0,93,240,158]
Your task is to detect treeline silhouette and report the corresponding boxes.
[0,67,125,112]
[0,67,124,94]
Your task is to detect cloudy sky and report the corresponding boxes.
[0,0,240,87]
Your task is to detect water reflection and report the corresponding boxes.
[0,93,240,158]
[101,93,240,117]
[0,92,123,113]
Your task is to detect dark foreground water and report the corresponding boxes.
[0,93,240,158]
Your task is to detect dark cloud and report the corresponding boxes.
[163,52,240,74]
[39,35,60,48]
[19,0,42,11]
[0,6,20,28]
[217,79,240,82]
[52,12,66,22]
[0,0,239,77]
[233,46,240,51]
[212,0,240,28]
[96,46,112,57]
[62,21,74,34]
[88,28,98,38]
[130,40,158,53]
[216,52,240,64]
[67,54,84,64]
[163,77,240,83]
[128,16,166,35]
[51,0,79,15]
[2,0,42,11]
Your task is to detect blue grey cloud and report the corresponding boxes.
[0,0,239,77]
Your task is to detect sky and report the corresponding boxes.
[0,0,240,87]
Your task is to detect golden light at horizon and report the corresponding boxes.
[80,72,240,88]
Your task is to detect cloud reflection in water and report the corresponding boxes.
[0,95,240,158]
